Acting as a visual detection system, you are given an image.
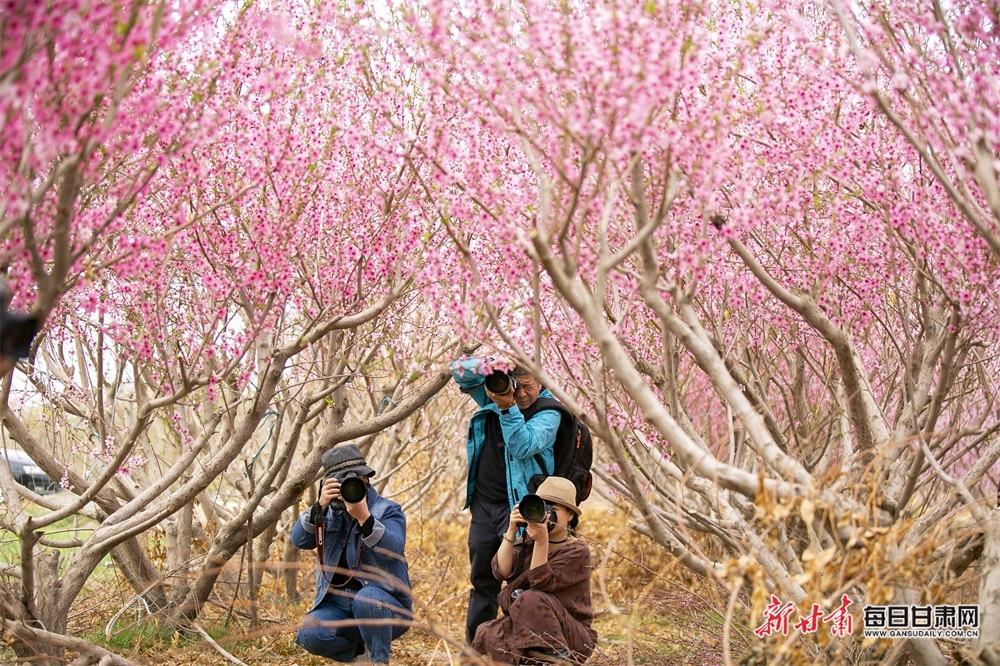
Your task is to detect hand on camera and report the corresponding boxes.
[509,504,548,544]
[482,355,518,409]
[508,506,526,532]
[500,507,523,547]
[319,477,339,511]
[320,476,370,521]
[345,493,370,523]
[524,517,549,544]
[485,384,516,410]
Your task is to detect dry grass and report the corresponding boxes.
[59,499,745,665]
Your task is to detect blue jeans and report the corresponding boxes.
[296,586,410,662]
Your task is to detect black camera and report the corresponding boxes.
[518,494,550,524]
[326,470,368,511]
[484,370,519,395]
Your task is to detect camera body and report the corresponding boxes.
[484,369,519,395]
[518,493,556,531]
[325,470,368,511]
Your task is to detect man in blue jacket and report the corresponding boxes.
[292,444,412,665]
[451,355,560,644]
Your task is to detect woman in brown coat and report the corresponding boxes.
[472,476,597,664]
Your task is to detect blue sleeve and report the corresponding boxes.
[291,509,318,549]
[500,407,561,460]
[451,357,490,407]
[366,503,407,563]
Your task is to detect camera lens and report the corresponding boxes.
[484,371,512,394]
[519,494,548,523]
[340,475,367,503]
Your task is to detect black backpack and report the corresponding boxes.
[526,398,594,504]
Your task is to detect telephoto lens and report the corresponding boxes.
[339,472,368,503]
[518,494,549,523]
[484,370,514,394]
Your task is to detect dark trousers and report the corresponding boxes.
[467,495,512,644]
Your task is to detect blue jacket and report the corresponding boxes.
[452,357,560,510]
[291,487,412,614]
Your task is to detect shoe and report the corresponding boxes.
[352,644,389,665]
[523,646,573,663]
[352,644,371,662]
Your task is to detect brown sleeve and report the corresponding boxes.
[524,541,591,593]
[492,542,535,613]
[491,541,534,581]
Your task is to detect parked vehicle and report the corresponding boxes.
[2,449,58,495]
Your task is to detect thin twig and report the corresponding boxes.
[191,622,250,666]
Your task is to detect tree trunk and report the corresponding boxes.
[110,538,168,611]
[976,511,1000,664]
[283,503,302,601]
[166,502,194,606]
[252,522,278,591]
[34,550,67,665]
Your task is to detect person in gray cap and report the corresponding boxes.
[291,443,412,665]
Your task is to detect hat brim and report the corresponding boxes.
[342,464,376,478]
[536,492,581,516]
[325,459,376,479]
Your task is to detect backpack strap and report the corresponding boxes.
[533,452,550,476]
[526,398,571,477]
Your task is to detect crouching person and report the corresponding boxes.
[473,476,597,664]
[292,444,412,665]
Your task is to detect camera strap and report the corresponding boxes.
[316,516,365,589]
[514,538,530,578]
[313,503,325,550]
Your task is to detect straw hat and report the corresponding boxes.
[534,476,581,516]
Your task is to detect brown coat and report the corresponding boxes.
[472,537,597,664]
